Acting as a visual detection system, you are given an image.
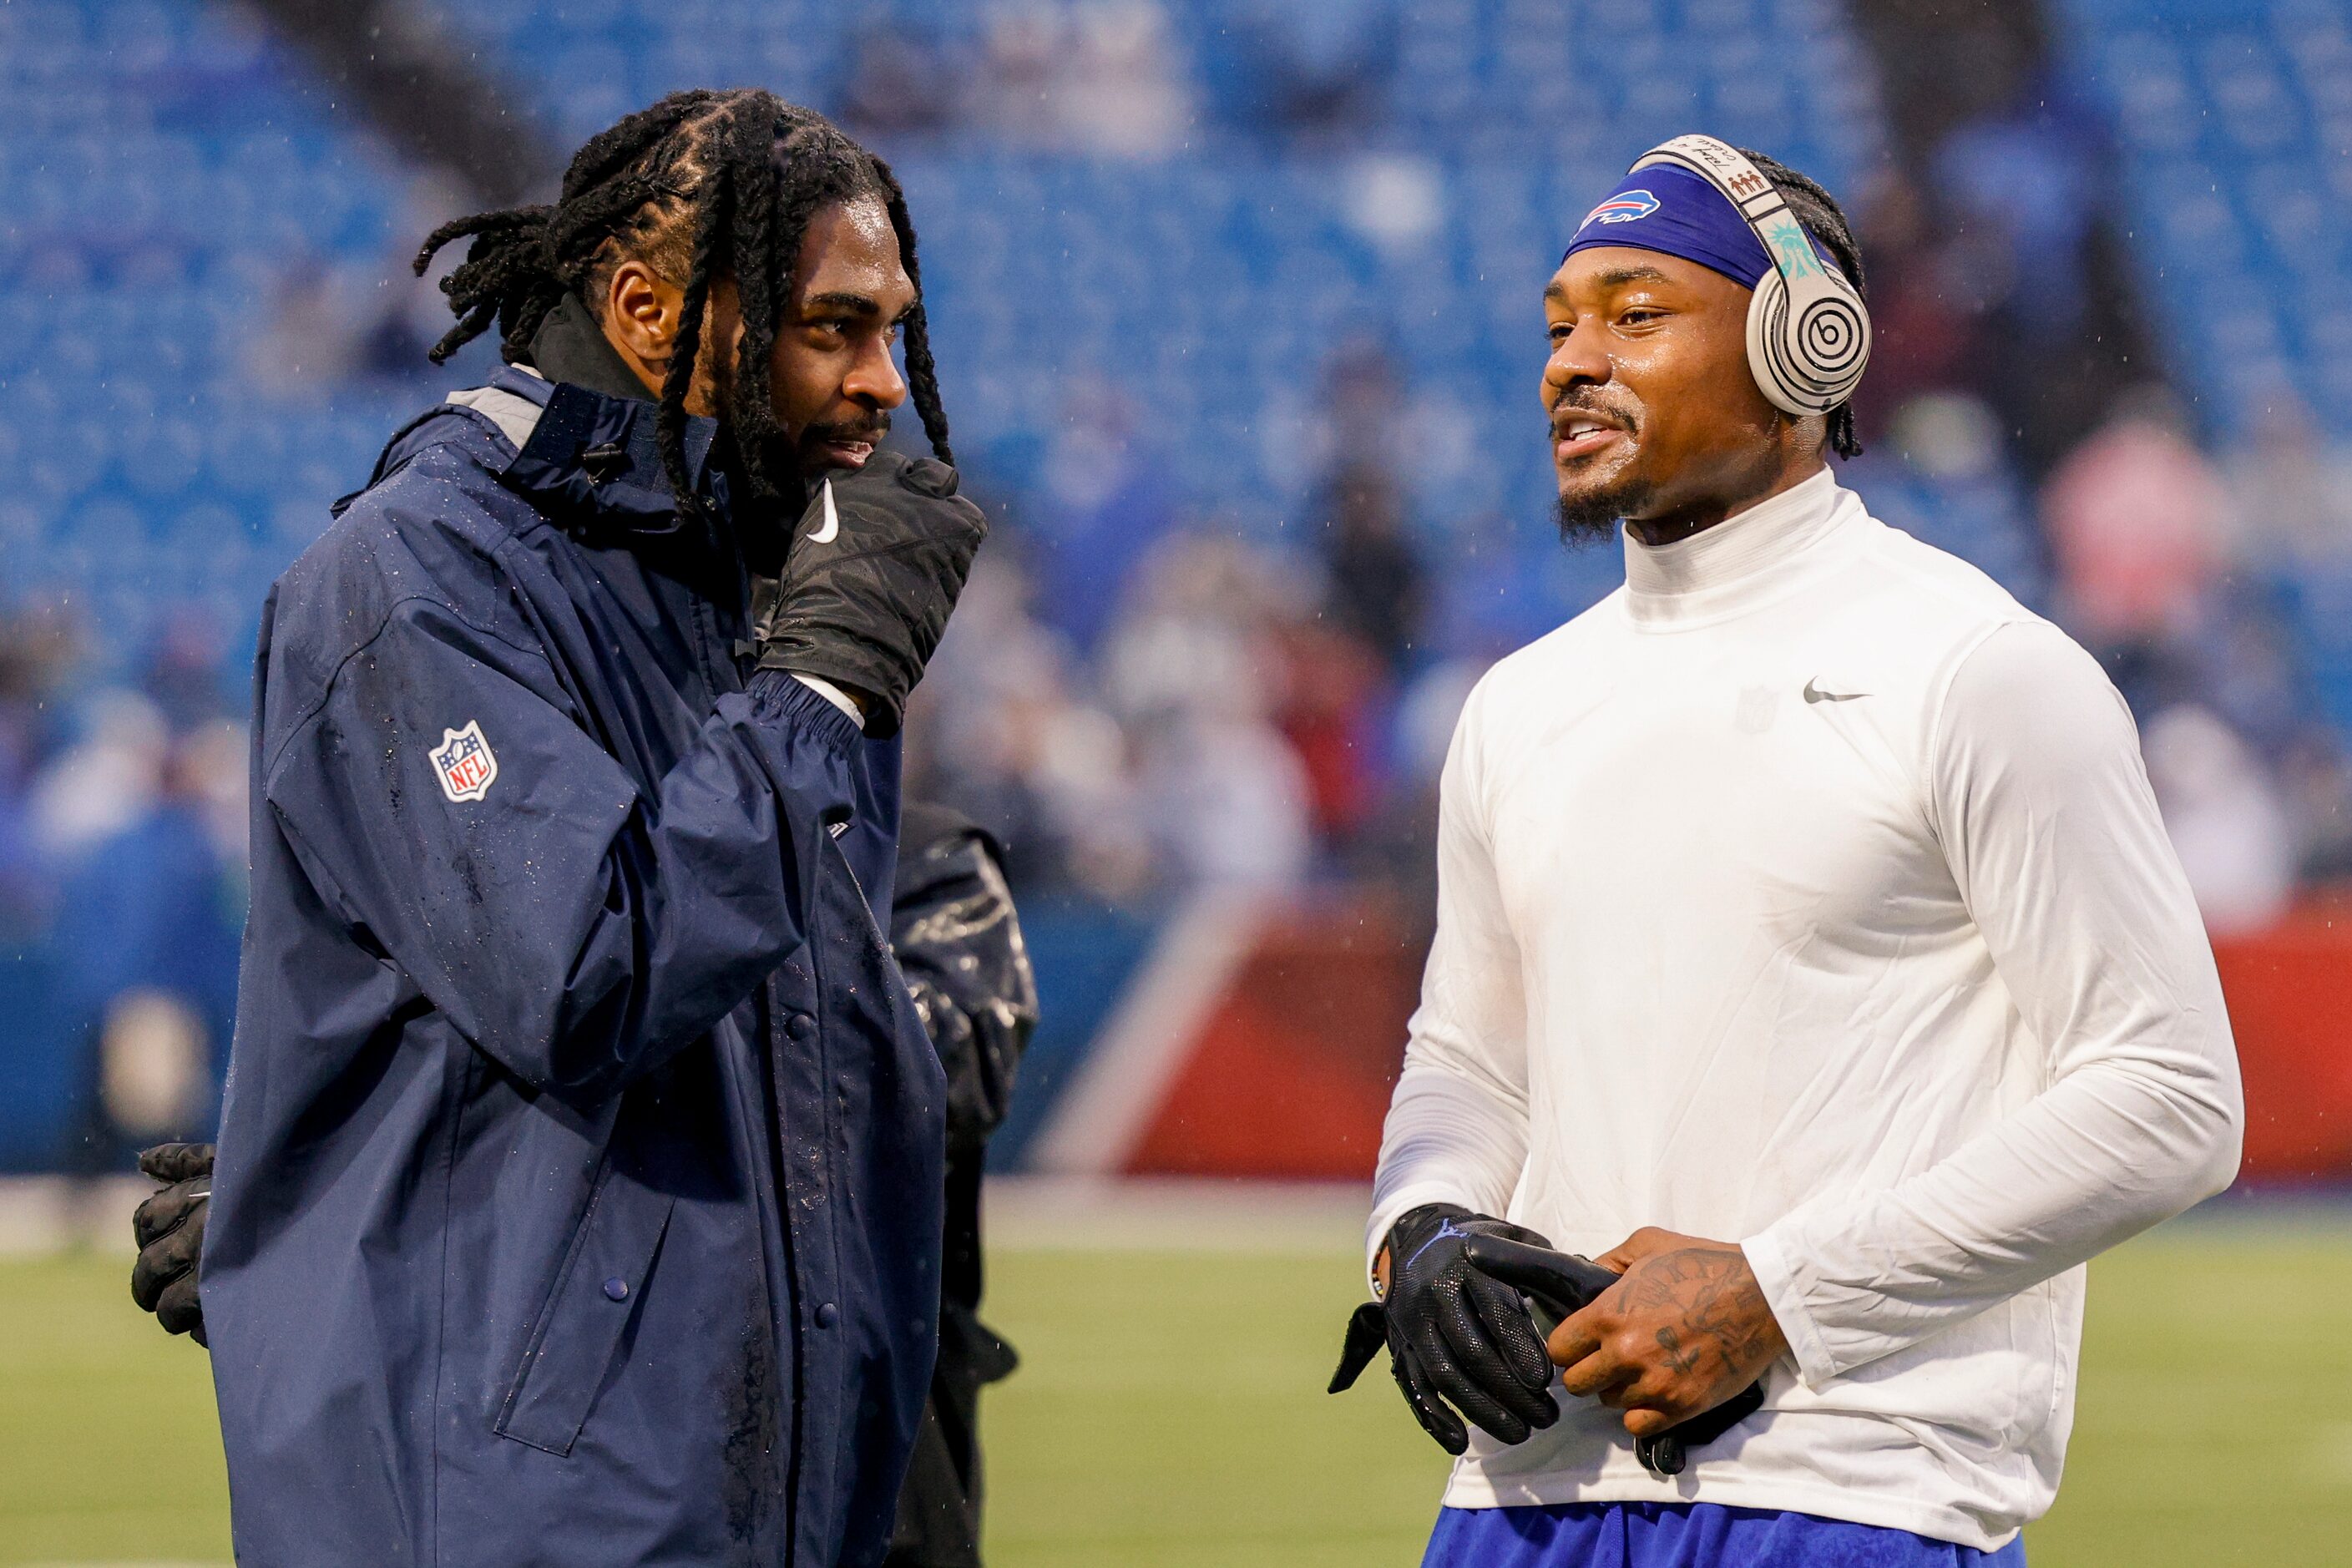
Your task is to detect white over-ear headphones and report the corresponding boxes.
[1628,134,1871,418]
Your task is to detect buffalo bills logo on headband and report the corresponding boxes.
[1581,190,1661,229]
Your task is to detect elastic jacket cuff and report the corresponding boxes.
[745,666,865,753]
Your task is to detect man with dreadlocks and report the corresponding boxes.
[196,90,987,1566]
[1329,140,2241,1565]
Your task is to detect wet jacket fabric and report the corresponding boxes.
[205,352,947,1568]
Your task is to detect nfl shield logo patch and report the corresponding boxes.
[429,720,499,803]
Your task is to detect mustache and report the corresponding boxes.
[803,412,892,445]
[1549,392,1639,437]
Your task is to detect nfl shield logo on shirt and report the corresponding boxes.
[429,720,498,803]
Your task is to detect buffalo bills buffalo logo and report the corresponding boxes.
[429,720,499,803]
[1580,190,1661,230]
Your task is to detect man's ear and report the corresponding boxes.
[602,260,683,392]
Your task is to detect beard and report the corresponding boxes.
[1547,394,1647,546]
[1555,470,1656,546]
[705,367,803,506]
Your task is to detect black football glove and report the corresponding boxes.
[892,807,1037,1155]
[756,451,988,738]
[1329,1204,1601,1454]
[1464,1232,1768,1477]
[130,1142,213,1348]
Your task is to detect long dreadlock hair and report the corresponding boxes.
[1740,148,1867,461]
[413,89,953,513]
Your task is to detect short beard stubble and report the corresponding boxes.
[1555,472,1657,547]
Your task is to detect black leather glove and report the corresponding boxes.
[756,451,987,738]
[892,804,1037,1156]
[1328,1204,1591,1454]
[130,1142,213,1348]
[1464,1232,1768,1477]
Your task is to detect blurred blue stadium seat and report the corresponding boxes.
[0,0,429,672]
[2058,0,2352,442]
[2057,0,2352,726]
[0,0,2040,673]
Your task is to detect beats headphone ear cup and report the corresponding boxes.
[1626,133,1873,419]
[1745,265,1871,418]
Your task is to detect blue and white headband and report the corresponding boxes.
[1561,163,1837,289]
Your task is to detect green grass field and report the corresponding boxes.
[3,1213,2349,1565]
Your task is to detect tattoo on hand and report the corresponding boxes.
[1652,1324,1700,1377]
[1616,1244,1780,1394]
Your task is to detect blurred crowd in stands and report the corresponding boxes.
[832,0,1404,153]
[0,602,244,1159]
[1846,0,2352,934]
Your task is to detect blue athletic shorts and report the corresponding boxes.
[1421,1501,2027,1567]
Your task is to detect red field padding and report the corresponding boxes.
[1124,902,1417,1180]
[2212,906,2352,1182]
[1120,900,2352,1185]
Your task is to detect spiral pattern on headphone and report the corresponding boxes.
[1751,271,1871,415]
[1631,135,1874,417]
[1794,295,1868,382]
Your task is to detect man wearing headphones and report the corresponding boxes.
[1332,139,2243,1565]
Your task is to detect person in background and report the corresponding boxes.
[1318,458,1425,676]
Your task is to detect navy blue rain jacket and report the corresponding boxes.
[204,365,947,1567]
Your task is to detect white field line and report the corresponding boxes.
[2154,1191,2352,1241]
[0,1175,148,1257]
[1025,888,1269,1177]
[0,1171,1370,1260]
[984,1176,1371,1254]
[14,1172,2342,1265]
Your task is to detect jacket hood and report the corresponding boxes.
[343,296,740,547]
[495,367,734,542]
[518,292,655,405]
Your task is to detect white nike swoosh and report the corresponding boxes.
[807,478,840,544]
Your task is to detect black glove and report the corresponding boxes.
[891,804,1037,1156]
[756,451,988,738]
[1464,1232,1767,1477]
[1328,1204,1596,1454]
[130,1142,214,1348]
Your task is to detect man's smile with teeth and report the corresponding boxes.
[1555,412,1626,459]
